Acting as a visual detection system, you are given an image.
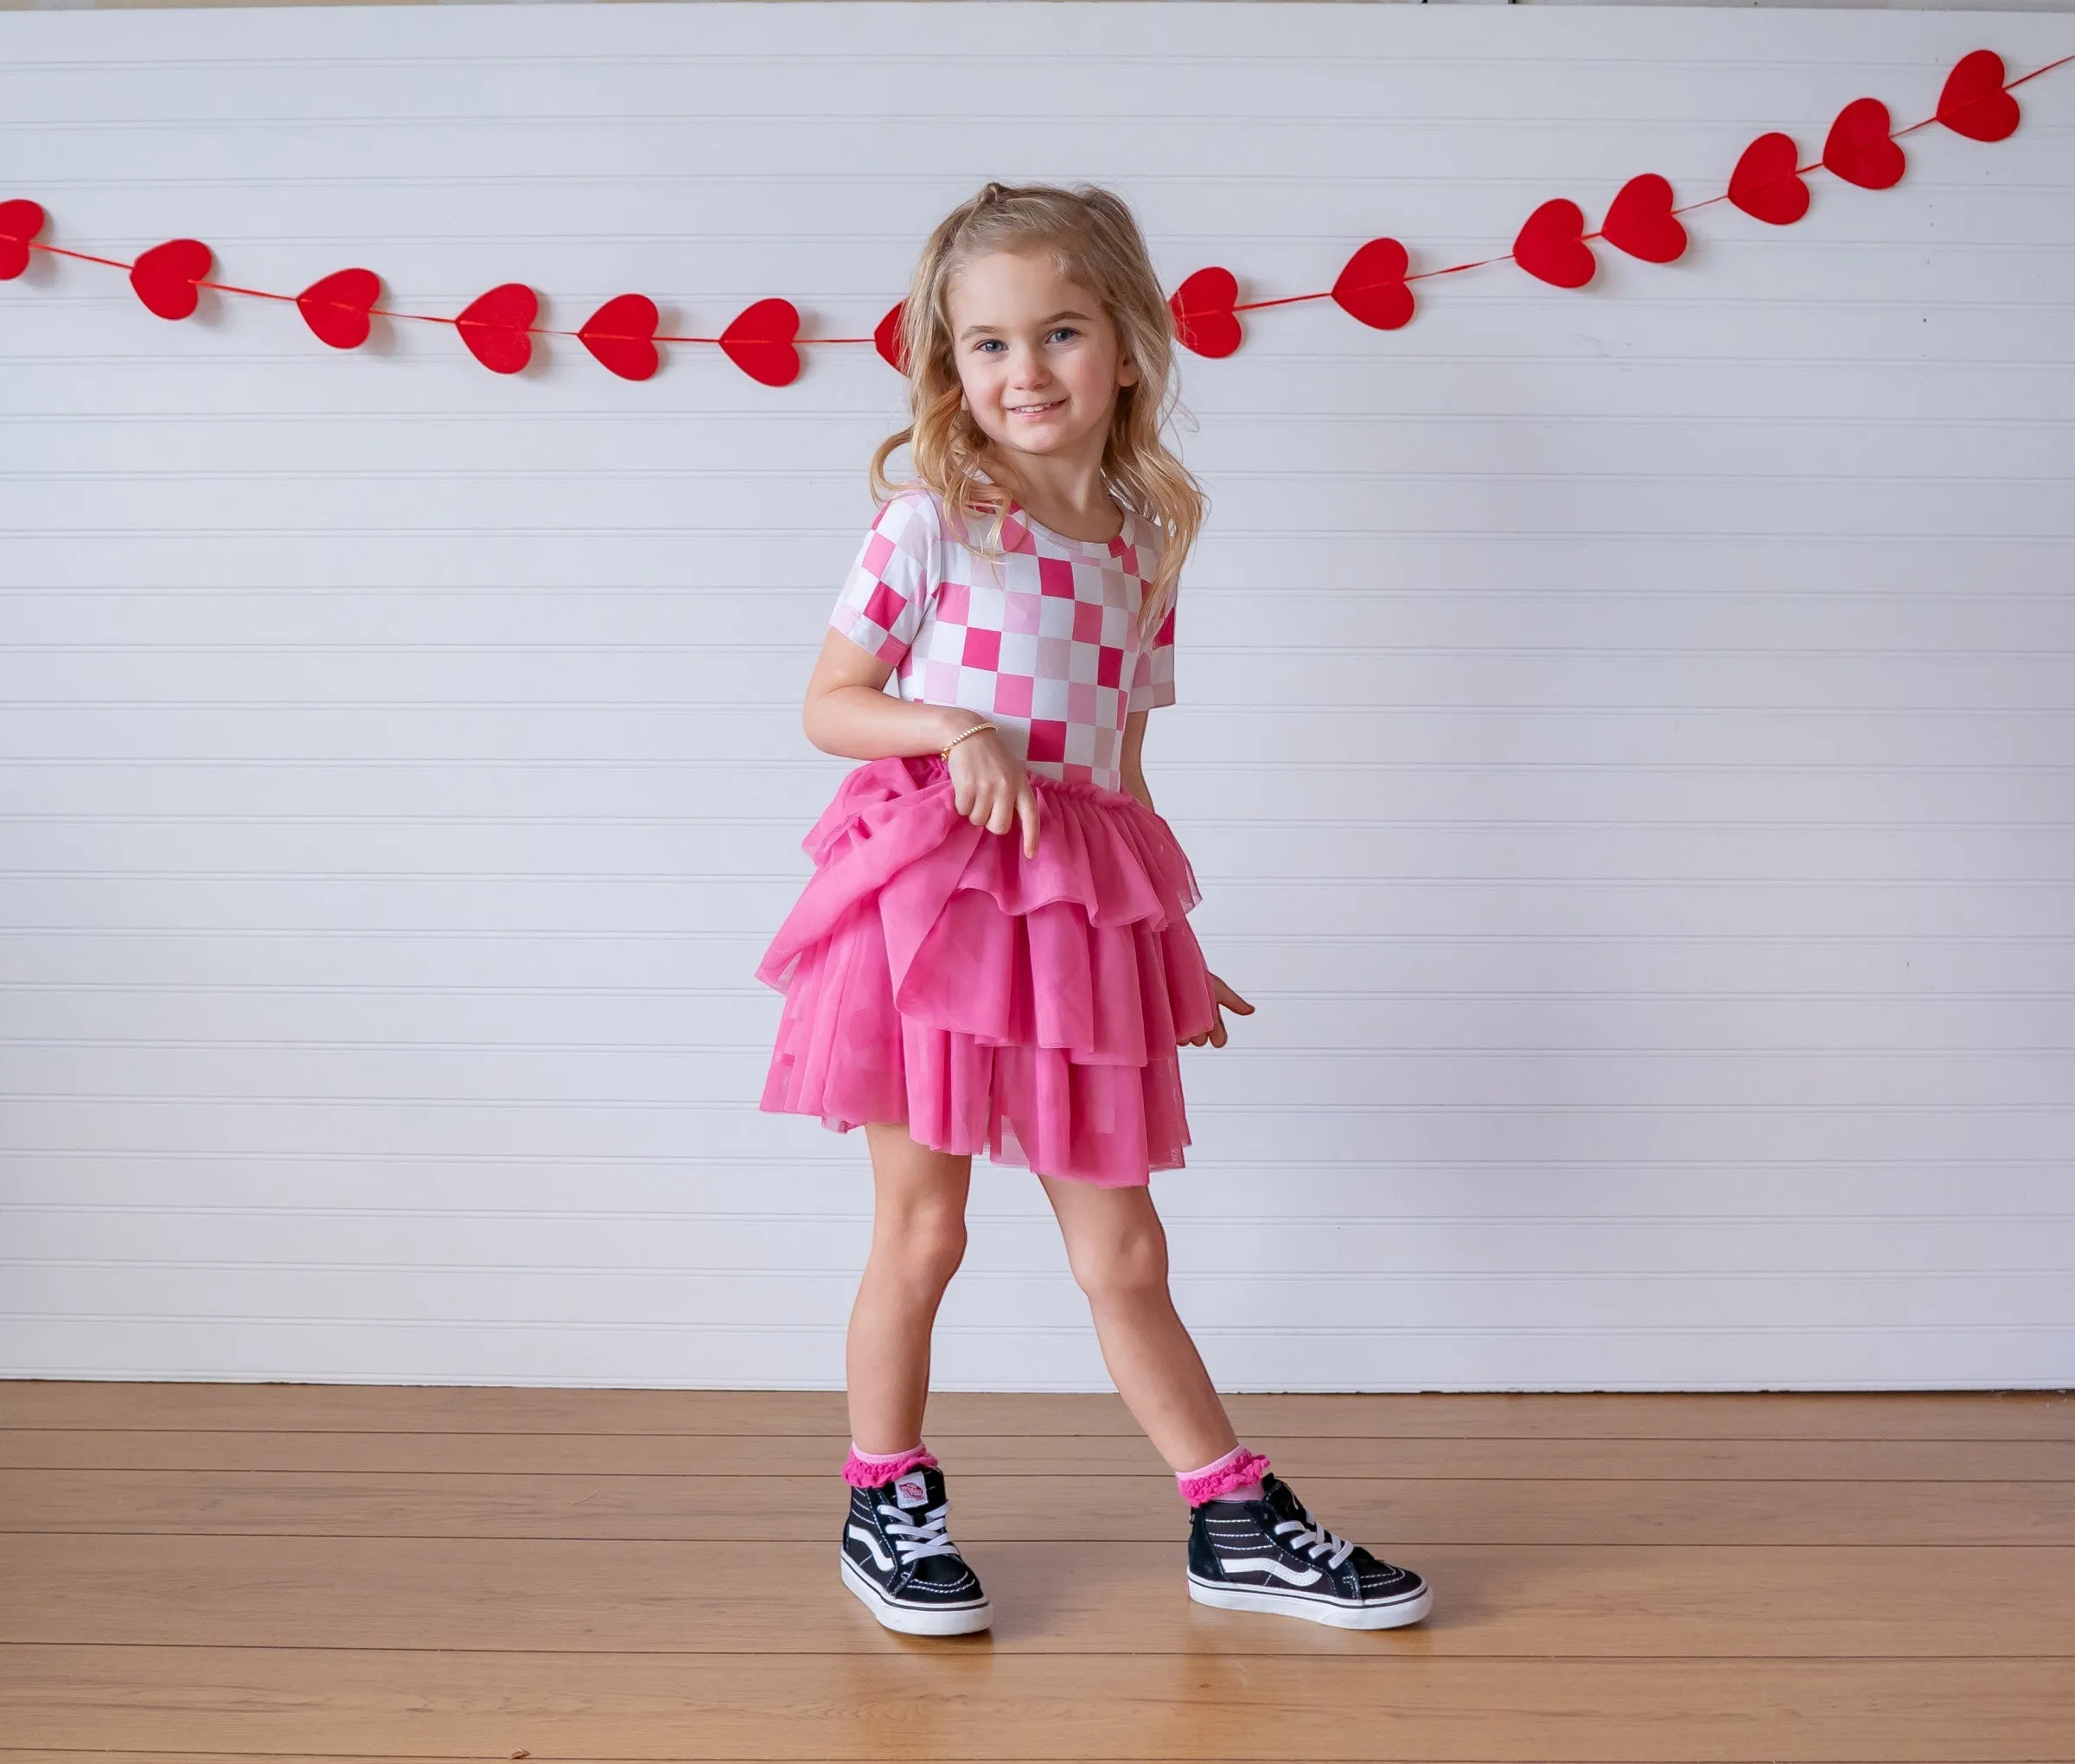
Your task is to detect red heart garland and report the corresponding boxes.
[579,293,661,381]
[1331,239,1414,331]
[1599,174,1687,264]
[1938,49,2021,144]
[130,238,214,320]
[1513,199,1595,290]
[873,301,909,374]
[1728,132,1811,226]
[297,268,380,350]
[456,282,538,374]
[0,198,47,280]
[1823,98,1906,190]
[721,297,801,387]
[1169,267,1242,358]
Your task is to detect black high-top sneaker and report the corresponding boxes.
[839,1463,992,1636]
[1186,1473,1432,1630]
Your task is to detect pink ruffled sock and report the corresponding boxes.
[841,1441,940,1490]
[1176,1443,1273,1506]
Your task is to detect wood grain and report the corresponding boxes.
[4,1534,2071,1659]
[3,1647,2071,1761]
[6,1467,2068,1545]
[3,1386,2067,1760]
[5,1384,2068,1440]
[4,1427,2067,1480]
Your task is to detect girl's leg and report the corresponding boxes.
[846,1121,973,1455]
[1041,1180,1433,1632]
[1038,1175,1239,1473]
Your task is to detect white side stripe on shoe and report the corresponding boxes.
[847,1524,894,1571]
[1216,1553,1322,1587]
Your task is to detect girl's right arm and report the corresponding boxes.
[802,631,1043,859]
[801,628,975,759]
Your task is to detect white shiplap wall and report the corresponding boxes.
[2,3,2071,1391]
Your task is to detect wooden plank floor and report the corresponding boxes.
[1,1385,2069,1762]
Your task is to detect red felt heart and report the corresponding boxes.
[1169,267,1242,358]
[0,198,47,280]
[297,268,380,350]
[1513,199,1595,290]
[1728,132,1811,227]
[873,301,909,374]
[1823,98,1906,191]
[456,282,538,374]
[579,293,661,382]
[721,297,801,387]
[1331,238,1414,331]
[1938,49,2020,144]
[130,238,214,320]
[1599,173,1687,265]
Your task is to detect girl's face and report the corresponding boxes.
[943,249,1140,469]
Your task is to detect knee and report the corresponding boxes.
[1068,1216,1171,1307]
[872,1207,967,1298]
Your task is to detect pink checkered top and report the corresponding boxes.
[828,486,1177,793]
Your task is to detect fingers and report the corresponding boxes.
[1185,971,1252,1049]
[959,775,999,828]
[950,757,1038,847]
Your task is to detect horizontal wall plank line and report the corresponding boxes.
[10,1094,2072,1110]
[6,1318,2068,1340]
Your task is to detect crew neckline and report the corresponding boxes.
[1007,497,1133,558]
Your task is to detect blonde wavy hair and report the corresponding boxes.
[870,182,1205,644]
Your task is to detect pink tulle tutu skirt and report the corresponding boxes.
[756,753,1221,1187]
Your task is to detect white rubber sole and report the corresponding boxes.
[841,1554,993,1636]
[1187,1571,1433,1631]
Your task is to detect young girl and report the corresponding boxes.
[756,182,1431,1638]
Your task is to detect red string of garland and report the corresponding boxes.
[0,48,2065,385]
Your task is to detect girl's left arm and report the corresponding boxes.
[1122,707,1255,1047]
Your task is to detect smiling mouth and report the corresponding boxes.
[1007,399,1066,416]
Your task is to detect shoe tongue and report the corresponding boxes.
[1261,1474,1305,1521]
[890,1464,942,1512]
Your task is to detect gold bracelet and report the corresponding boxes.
[940,721,998,762]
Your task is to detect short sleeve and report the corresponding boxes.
[829,490,940,669]
[1127,592,1177,713]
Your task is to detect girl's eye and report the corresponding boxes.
[1048,328,1080,344]
[974,339,1005,354]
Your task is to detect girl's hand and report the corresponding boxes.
[1186,972,1255,1049]
[948,725,1042,859]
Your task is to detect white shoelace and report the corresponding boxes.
[878,1499,961,1565]
[1273,1513,1356,1571]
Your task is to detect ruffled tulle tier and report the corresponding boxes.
[756,753,1220,1186]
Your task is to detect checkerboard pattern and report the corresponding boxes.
[829,487,1176,793]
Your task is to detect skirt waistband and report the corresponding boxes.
[904,751,1140,810]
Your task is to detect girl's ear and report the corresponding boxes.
[1117,354,1142,389]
